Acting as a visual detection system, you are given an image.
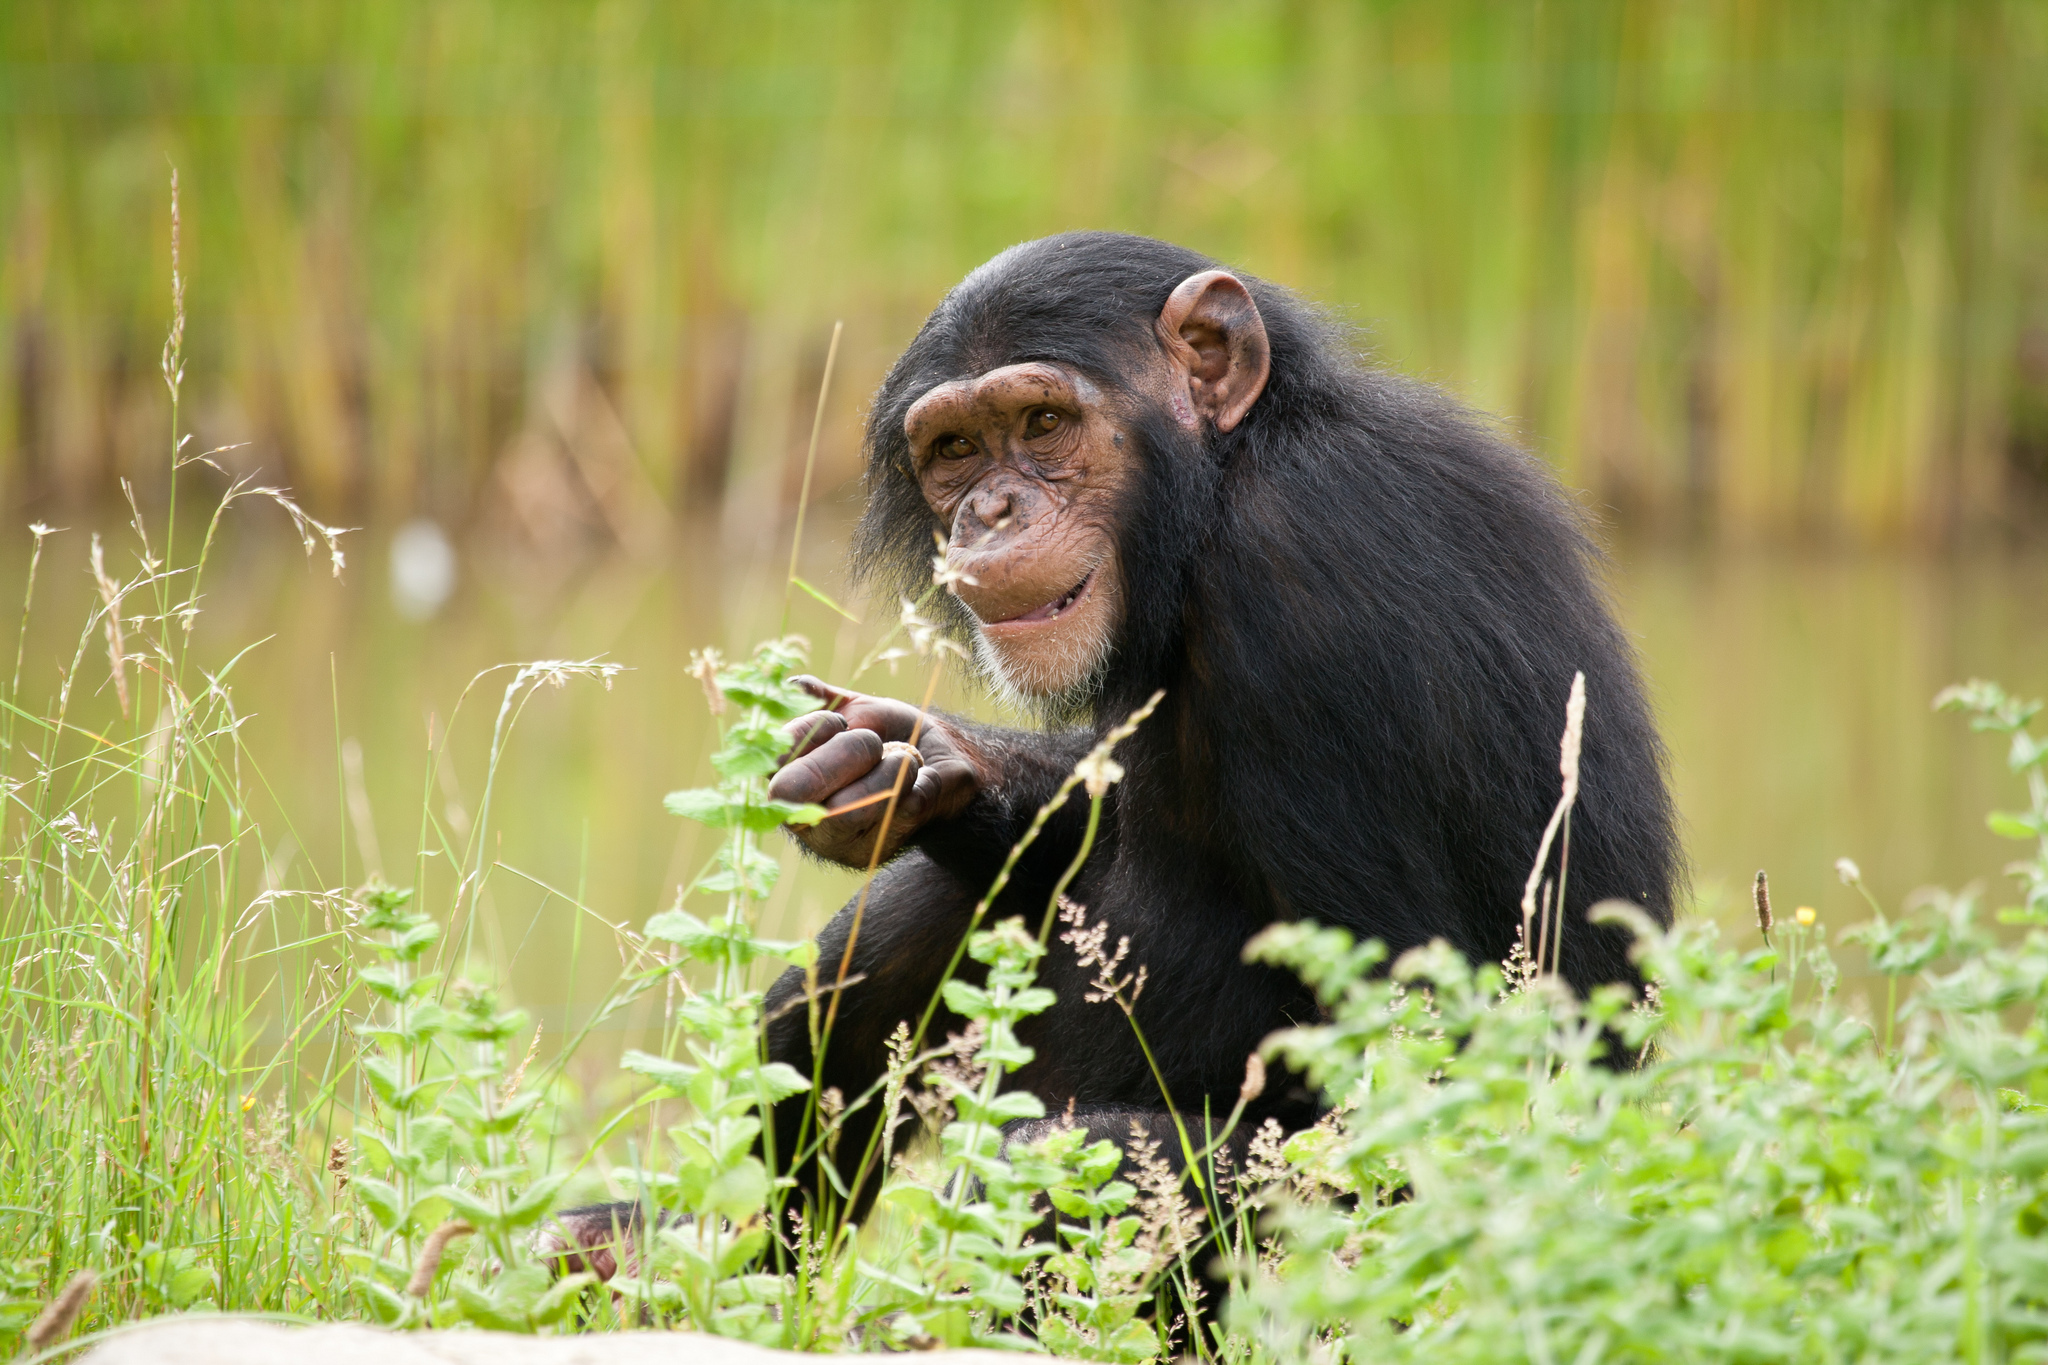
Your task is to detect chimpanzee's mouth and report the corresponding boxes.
[994,570,1096,626]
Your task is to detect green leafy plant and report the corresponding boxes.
[434,983,593,1332]
[874,916,1062,1349]
[1939,679,2048,924]
[1032,1125,1157,1364]
[1223,680,2048,1365]
[0,1257,46,1350]
[341,884,454,1325]
[608,638,824,1341]
[342,891,593,1332]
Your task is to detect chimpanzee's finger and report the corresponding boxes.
[780,709,847,761]
[792,675,858,710]
[786,743,934,865]
[792,675,923,744]
[899,758,949,826]
[767,728,884,806]
[817,742,923,817]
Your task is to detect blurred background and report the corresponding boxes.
[5,1,2048,1023]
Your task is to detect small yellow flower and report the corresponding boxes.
[1795,906,1818,927]
[241,1094,257,1113]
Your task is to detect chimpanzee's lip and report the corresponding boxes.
[984,570,1096,627]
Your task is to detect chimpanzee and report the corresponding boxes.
[553,231,1676,1271]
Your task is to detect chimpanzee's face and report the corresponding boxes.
[905,361,1137,700]
[901,268,1272,703]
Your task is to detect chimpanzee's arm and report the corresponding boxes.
[762,851,994,1224]
[907,720,1099,890]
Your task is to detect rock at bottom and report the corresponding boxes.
[78,1317,1030,1364]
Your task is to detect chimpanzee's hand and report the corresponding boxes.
[767,677,984,867]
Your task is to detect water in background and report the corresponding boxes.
[5,505,2046,1049]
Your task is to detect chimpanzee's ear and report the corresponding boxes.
[1155,270,1271,432]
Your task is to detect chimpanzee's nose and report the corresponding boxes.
[958,486,1016,538]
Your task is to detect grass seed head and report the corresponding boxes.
[1239,1051,1267,1104]
[26,1270,97,1350]
[407,1220,475,1297]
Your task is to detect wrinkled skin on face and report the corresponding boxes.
[768,270,1271,868]
[908,360,1134,702]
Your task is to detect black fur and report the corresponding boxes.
[761,231,1679,1223]
[564,233,1680,1269]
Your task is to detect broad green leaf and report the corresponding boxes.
[356,965,430,1003]
[753,935,815,967]
[881,1184,942,1219]
[717,674,822,723]
[352,1176,404,1231]
[435,1185,505,1229]
[941,980,992,1016]
[711,723,791,780]
[752,1061,813,1103]
[1102,1318,1163,1363]
[529,1271,598,1325]
[352,1277,409,1325]
[644,907,715,946]
[1007,986,1057,1017]
[955,1089,1045,1125]
[695,853,782,897]
[621,1049,697,1091]
[665,787,828,832]
[1047,1187,1101,1219]
[504,1172,573,1225]
[1989,809,2043,840]
[979,1022,1034,1069]
[705,1158,771,1220]
[453,1281,529,1333]
[410,1116,456,1165]
[395,921,441,957]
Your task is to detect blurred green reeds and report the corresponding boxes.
[4,0,2046,540]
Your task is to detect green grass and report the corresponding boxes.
[11,453,2048,1359]
[4,0,2046,538]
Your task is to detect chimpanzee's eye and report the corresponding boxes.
[937,435,977,460]
[1028,408,1062,436]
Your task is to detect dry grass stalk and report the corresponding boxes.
[911,1022,986,1136]
[1520,671,1587,970]
[1244,1117,1289,1188]
[328,1138,351,1198]
[1060,895,1146,1005]
[88,534,130,719]
[26,1269,98,1350]
[689,647,727,716]
[160,167,184,397]
[1127,1121,1205,1273]
[407,1220,475,1297]
[1239,1052,1266,1105]
[504,1020,543,1102]
[1754,869,1774,938]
